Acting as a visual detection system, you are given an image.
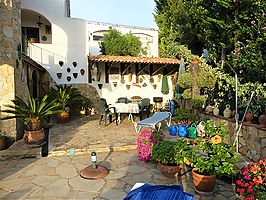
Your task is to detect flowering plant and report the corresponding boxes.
[194,120,238,176]
[136,128,164,162]
[235,158,266,200]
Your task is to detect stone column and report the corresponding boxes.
[0,0,28,140]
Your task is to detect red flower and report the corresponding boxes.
[244,194,254,200]
[249,181,254,186]
[247,186,252,193]
[236,180,242,185]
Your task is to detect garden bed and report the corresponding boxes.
[198,112,266,162]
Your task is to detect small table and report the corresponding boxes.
[111,103,140,123]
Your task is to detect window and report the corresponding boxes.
[22,27,40,43]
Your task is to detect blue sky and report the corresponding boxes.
[70,0,157,28]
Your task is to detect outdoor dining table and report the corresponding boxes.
[111,103,140,123]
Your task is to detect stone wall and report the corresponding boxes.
[199,113,266,162]
[0,0,29,140]
[76,84,100,113]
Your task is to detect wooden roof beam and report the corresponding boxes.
[122,63,131,75]
[137,64,150,76]
[152,64,167,75]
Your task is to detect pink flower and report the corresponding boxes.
[262,27,266,31]
[244,175,251,180]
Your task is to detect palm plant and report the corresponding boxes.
[1,95,61,131]
[49,85,82,111]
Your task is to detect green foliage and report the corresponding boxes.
[177,59,217,102]
[154,0,266,83]
[151,139,195,166]
[48,85,82,111]
[173,108,195,125]
[194,120,238,176]
[99,27,146,56]
[1,95,61,131]
[191,95,207,109]
[80,96,93,110]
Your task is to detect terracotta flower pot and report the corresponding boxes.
[57,73,62,79]
[245,113,253,125]
[126,85,130,90]
[159,163,183,178]
[192,168,216,193]
[23,128,46,146]
[57,111,70,123]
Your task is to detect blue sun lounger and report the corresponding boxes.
[133,112,171,133]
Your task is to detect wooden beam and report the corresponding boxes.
[122,63,131,75]
[137,64,149,76]
[105,62,112,83]
[135,63,139,83]
[167,65,179,75]
[88,62,93,83]
[152,64,166,75]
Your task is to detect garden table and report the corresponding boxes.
[111,103,139,123]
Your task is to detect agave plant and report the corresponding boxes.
[48,85,82,110]
[1,95,61,131]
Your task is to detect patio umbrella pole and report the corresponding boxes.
[233,91,255,152]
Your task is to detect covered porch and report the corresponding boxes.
[87,55,180,105]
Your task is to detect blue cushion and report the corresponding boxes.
[123,184,194,200]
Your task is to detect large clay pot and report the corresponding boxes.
[259,115,266,128]
[192,168,216,193]
[24,128,45,145]
[57,111,70,123]
[245,113,253,125]
[159,163,183,178]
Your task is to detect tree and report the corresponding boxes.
[154,0,266,83]
[99,27,146,56]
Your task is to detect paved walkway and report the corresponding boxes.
[0,150,241,200]
[0,115,250,199]
[49,115,138,156]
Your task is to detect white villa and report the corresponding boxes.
[21,0,179,104]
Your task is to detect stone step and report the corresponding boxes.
[48,144,137,157]
[0,140,42,161]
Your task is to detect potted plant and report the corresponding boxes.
[173,108,195,125]
[192,120,238,193]
[0,132,9,150]
[136,128,164,162]
[151,138,195,178]
[49,85,82,123]
[80,96,93,116]
[1,95,61,146]
[235,158,266,200]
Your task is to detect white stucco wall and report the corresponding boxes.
[21,0,172,103]
[91,63,174,105]
[22,0,88,84]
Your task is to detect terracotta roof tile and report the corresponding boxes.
[88,55,180,65]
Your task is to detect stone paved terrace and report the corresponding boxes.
[0,114,253,199]
[48,115,138,156]
[0,150,245,200]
